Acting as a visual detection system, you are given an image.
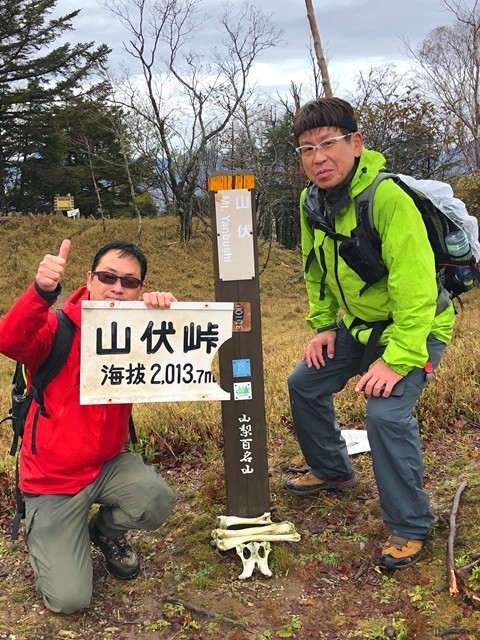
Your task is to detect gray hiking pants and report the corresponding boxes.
[287,323,446,540]
[25,451,176,614]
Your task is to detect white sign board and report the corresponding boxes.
[80,301,233,405]
[215,188,255,281]
[67,208,80,218]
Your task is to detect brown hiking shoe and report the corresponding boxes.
[284,471,359,496]
[89,515,140,580]
[379,535,425,570]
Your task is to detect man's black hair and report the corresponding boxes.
[91,241,147,280]
[292,97,358,146]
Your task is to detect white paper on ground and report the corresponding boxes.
[341,429,371,455]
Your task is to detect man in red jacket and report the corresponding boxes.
[0,238,177,614]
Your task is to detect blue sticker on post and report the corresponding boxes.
[232,359,251,378]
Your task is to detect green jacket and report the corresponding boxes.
[300,147,455,376]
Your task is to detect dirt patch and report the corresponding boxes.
[2,426,480,640]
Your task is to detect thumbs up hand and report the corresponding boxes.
[35,239,72,292]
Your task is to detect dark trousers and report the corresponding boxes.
[288,325,445,539]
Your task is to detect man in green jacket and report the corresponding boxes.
[284,97,455,570]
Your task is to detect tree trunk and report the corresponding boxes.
[118,131,142,242]
[304,0,333,98]
[84,140,106,232]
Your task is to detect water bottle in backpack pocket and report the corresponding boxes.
[444,229,475,290]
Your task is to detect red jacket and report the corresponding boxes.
[0,284,133,495]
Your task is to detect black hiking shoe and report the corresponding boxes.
[89,515,140,580]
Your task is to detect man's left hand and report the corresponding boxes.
[355,360,403,398]
[142,291,177,309]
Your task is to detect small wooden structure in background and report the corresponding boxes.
[54,194,74,215]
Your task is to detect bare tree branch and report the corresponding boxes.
[105,0,282,241]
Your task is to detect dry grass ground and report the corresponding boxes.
[0,216,480,640]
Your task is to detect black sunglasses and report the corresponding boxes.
[92,271,143,289]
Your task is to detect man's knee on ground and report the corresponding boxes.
[42,582,92,614]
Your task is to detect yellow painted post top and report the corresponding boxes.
[208,173,255,191]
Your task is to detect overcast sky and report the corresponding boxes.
[55,0,456,96]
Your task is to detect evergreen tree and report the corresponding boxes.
[57,85,140,218]
[0,0,110,210]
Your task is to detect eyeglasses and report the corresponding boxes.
[295,133,353,157]
[92,271,143,289]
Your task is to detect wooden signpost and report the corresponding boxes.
[208,171,270,518]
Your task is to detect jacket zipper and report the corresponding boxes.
[331,221,352,315]
[318,237,328,300]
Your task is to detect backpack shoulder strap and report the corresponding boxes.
[355,171,397,230]
[129,415,137,444]
[31,309,76,392]
[10,309,75,540]
[10,309,75,455]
